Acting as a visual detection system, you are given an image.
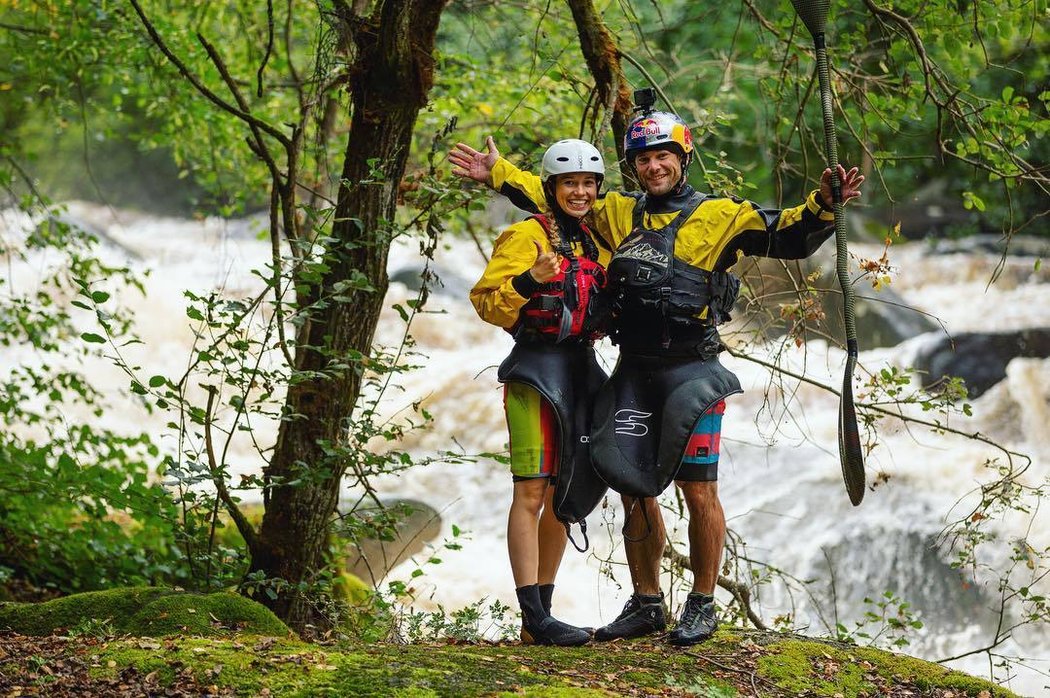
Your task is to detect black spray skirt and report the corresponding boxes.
[590,350,742,498]
[497,340,610,525]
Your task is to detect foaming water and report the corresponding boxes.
[3,205,1047,693]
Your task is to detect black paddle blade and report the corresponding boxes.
[790,0,829,38]
[838,353,865,505]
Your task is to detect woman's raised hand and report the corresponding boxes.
[449,136,500,185]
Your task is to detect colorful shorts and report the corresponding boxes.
[504,382,560,480]
[675,399,726,482]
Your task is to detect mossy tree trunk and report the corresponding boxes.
[566,0,633,182]
[248,0,449,631]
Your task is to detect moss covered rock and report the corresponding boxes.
[0,586,290,637]
[332,572,372,606]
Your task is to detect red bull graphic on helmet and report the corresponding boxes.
[629,118,661,141]
[675,124,693,151]
[626,113,693,156]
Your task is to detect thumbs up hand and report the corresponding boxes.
[529,240,562,283]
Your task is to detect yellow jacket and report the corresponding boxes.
[490,158,835,273]
[469,216,613,329]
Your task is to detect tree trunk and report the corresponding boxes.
[566,0,633,181]
[249,0,448,632]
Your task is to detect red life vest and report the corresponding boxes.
[514,215,608,342]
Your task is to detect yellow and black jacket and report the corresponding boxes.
[490,158,835,274]
[469,215,613,330]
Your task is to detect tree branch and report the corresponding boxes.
[127,0,291,147]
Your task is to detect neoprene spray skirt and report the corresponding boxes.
[590,351,742,498]
[497,341,609,525]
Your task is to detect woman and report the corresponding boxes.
[469,139,610,646]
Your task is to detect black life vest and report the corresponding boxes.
[607,192,740,349]
[515,214,609,343]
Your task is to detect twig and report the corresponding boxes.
[203,386,259,553]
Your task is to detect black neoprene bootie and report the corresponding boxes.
[540,583,596,635]
[593,593,666,641]
[538,584,555,616]
[517,584,591,647]
[667,592,717,646]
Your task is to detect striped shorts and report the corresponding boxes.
[504,382,559,480]
[675,399,726,482]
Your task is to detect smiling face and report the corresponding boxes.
[553,172,599,218]
[634,148,682,197]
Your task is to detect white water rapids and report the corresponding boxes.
[3,202,1048,695]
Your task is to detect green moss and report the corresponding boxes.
[0,586,174,635]
[0,587,290,638]
[496,688,614,697]
[758,637,1018,698]
[130,591,291,637]
[96,638,563,697]
[332,572,371,605]
[12,621,1016,697]
[853,646,1018,697]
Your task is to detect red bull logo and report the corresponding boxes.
[629,118,661,140]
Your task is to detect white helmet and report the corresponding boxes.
[540,139,605,182]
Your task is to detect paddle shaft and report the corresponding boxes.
[813,34,858,355]
[796,13,866,505]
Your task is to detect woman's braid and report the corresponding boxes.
[545,211,563,251]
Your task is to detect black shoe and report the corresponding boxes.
[667,592,717,646]
[593,593,666,641]
[521,615,591,646]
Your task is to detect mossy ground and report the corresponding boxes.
[0,627,1019,697]
[755,635,1017,697]
[0,590,1020,697]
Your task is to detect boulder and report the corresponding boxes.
[912,328,1050,397]
[0,586,290,637]
[340,499,442,584]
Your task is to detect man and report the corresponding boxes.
[450,104,863,645]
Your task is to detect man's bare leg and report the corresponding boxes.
[678,480,724,593]
[621,495,666,594]
[668,480,723,646]
[593,495,668,641]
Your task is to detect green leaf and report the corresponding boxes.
[81,332,106,343]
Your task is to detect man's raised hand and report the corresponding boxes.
[449,136,500,185]
[819,165,865,208]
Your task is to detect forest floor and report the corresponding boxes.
[0,628,1018,697]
